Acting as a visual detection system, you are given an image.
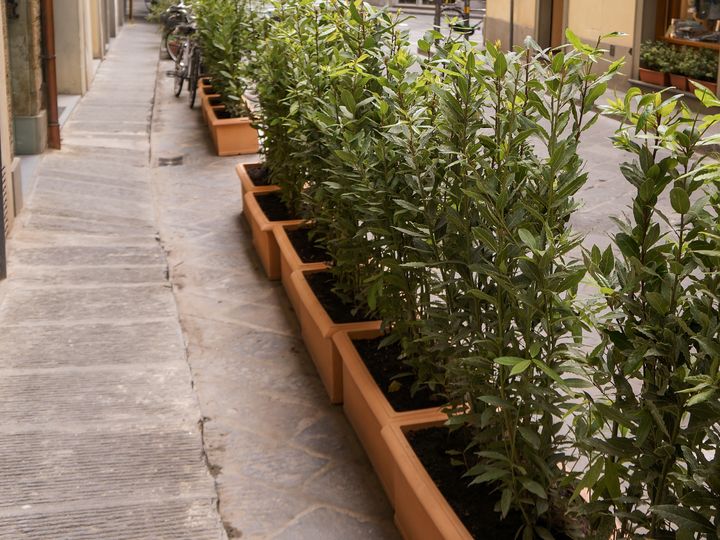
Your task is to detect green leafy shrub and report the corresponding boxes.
[581,86,720,538]
[194,0,266,117]
[639,40,674,73]
[677,46,719,81]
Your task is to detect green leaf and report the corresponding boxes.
[571,458,603,502]
[494,53,507,78]
[687,388,715,407]
[510,360,532,376]
[650,506,715,534]
[521,479,547,499]
[565,28,591,53]
[670,186,690,214]
[518,427,540,449]
[518,228,537,249]
[500,488,512,517]
[494,356,527,367]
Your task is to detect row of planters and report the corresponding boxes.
[193,0,263,155]
[231,1,719,538]
[639,40,718,93]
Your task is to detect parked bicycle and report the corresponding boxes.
[161,0,192,62]
[172,18,203,109]
[433,0,482,38]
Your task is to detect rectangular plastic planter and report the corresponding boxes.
[243,191,304,280]
[333,328,444,503]
[207,104,259,157]
[274,225,328,316]
[289,268,381,404]
[382,415,473,540]
[236,162,280,198]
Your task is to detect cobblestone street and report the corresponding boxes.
[0,8,672,540]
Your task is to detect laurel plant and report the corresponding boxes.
[421,33,623,537]
[580,84,720,539]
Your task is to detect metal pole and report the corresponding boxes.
[509,0,515,49]
[434,0,441,32]
[129,0,133,21]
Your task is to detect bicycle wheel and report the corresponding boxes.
[188,47,201,109]
[164,27,184,63]
[173,45,186,97]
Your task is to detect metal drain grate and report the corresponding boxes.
[157,156,184,167]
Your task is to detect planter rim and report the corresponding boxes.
[208,104,254,127]
[290,268,381,339]
[334,329,444,420]
[236,162,280,195]
[382,415,473,540]
[243,191,305,232]
[274,223,331,271]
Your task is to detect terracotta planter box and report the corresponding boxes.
[244,191,304,280]
[689,79,718,95]
[201,92,221,123]
[639,67,668,87]
[289,268,381,404]
[274,225,328,316]
[669,73,688,91]
[236,162,279,199]
[333,329,444,502]
[207,104,260,157]
[198,79,220,122]
[382,415,473,540]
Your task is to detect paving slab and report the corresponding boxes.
[150,32,400,540]
[0,14,225,540]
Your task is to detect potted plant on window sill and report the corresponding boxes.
[639,40,671,86]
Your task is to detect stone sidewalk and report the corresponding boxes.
[149,31,399,540]
[0,16,225,540]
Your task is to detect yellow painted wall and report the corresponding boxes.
[567,0,635,47]
[485,0,538,48]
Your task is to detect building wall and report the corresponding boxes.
[0,2,17,234]
[566,0,636,85]
[485,0,539,48]
[7,0,47,154]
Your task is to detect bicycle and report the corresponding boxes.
[161,0,191,62]
[172,20,203,109]
[172,21,195,98]
[433,0,482,38]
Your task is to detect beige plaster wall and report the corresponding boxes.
[485,0,538,49]
[0,1,16,231]
[567,0,635,48]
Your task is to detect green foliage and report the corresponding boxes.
[676,46,720,81]
[194,0,268,117]
[581,86,720,538]
[640,40,675,73]
[424,33,623,538]
[244,1,720,536]
[147,0,177,22]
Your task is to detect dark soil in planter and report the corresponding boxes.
[287,227,328,263]
[306,272,370,324]
[246,163,271,186]
[255,192,295,222]
[409,427,572,540]
[354,337,441,412]
[213,107,251,121]
[209,96,223,106]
